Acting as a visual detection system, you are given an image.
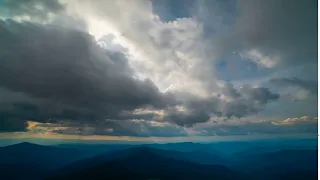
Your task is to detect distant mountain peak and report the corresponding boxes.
[3,142,51,150]
[6,142,40,147]
[17,142,37,145]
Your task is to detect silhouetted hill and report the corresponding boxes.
[0,163,52,180]
[208,138,318,155]
[148,142,226,155]
[53,138,317,157]
[232,144,317,158]
[53,145,230,176]
[49,146,250,180]
[140,146,230,165]
[0,142,92,180]
[0,142,90,166]
[55,142,230,165]
[1,141,317,180]
[232,149,318,180]
[53,143,133,155]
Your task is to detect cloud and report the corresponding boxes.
[0,19,176,131]
[62,0,218,97]
[0,0,64,22]
[0,17,280,130]
[26,121,68,134]
[269,78,317,99]
[190,116,318,136]
[14,115,320,139]
[151,83,279,127]
[187,0,316,73]
[163,108,210,127]
[239,49,279,68]
[0,0,315,137]
[26,119,187,137]
[0,117,27,132]
[271,116,317,126]
[233,0,317,67]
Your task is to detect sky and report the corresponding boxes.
[0,0,317,142]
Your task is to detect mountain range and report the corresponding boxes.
[0,140,317,180]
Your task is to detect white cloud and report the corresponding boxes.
[240,49,279,68]
[60,0,218,98]
[26,121,69,134]
[271,116,317,125]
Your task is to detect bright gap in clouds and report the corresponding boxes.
[63,0,212,96]
[87,17,168,92]
[86,17,152,82]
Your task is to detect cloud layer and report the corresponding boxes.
[0,0,317,137]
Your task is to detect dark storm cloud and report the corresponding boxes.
[0,20,175,131]
[235,0,317,65]
[164,110,210,127]
[223,86,279,118]
[269,78,318,95]
[0,19,279,133]
[0,0,302,135]
[238,85,280,104]
[0,117,27,132]
[205,0,317,68]
[0,88,43,132]
[164,84,279,126]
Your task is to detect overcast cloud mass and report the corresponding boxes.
[0,0,317,139]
